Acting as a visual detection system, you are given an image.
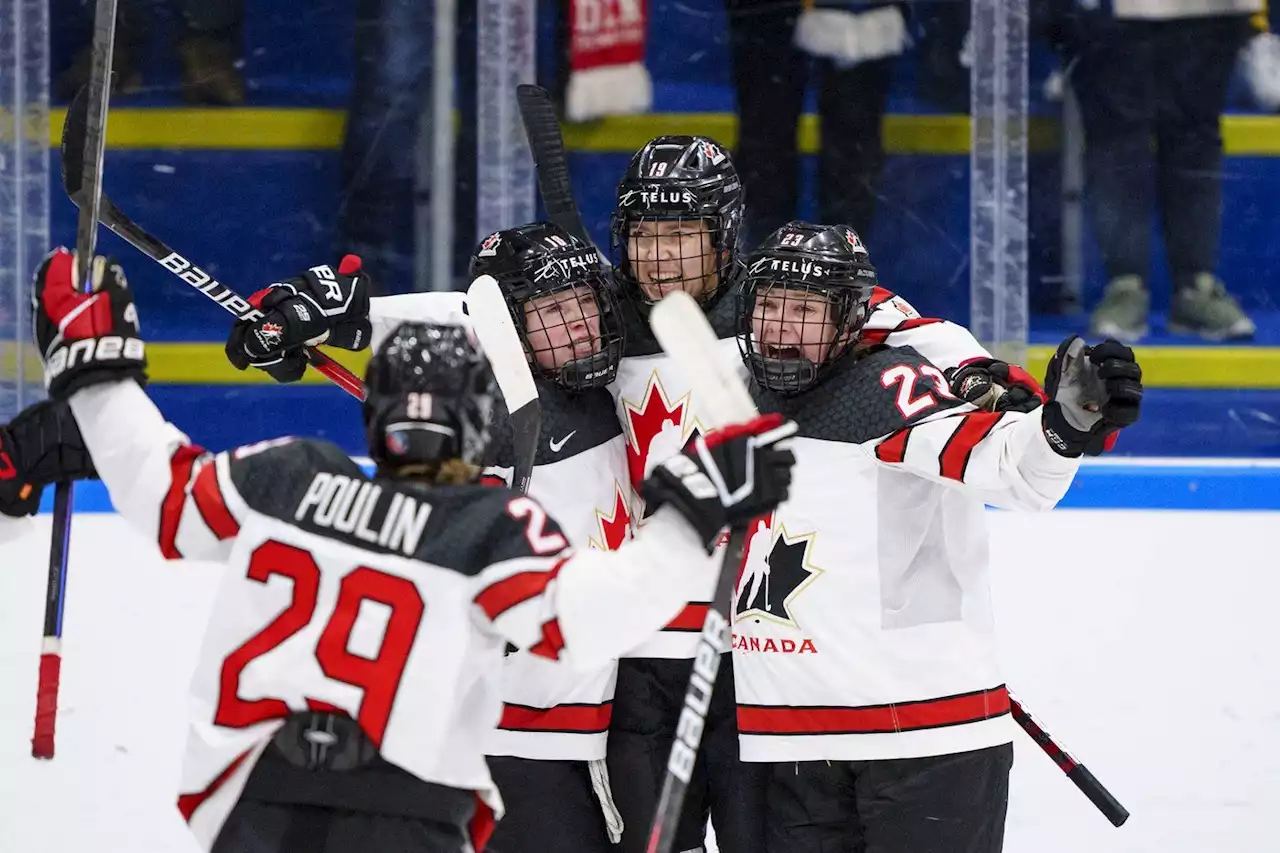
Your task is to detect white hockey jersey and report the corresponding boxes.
[608,287,993,659]
[732,344,1078,763]
[66,378,720,851]
[370,291,634,761]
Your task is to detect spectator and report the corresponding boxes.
[56,0,245,106]
[336,0,435,294]
[725,0,909,249]
[1065,0,1258,342]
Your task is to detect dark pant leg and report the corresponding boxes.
[725,0,808,250]
[855,743,1014,853]
[608,658,712,853]
[704,660,767,853]
[763,761,860,853]
[1153,15,1251,284]
[1071,16,1157,280]
[337,0,435,292]
[486,757,612,853]
[212,801,468,853]
[816,56,894,236]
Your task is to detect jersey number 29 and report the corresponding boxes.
[214,540,424,747]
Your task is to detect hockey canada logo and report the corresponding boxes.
[701,140,726,166]
[478,232,502,257]
[844,230,866,254]
[258,321,284,347]
[734,513,823,630]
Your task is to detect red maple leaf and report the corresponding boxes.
[622,380,686,489]
[597,486,633,551]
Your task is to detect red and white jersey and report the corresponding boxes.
[607,296,742,659]
[67,379,720,851]
[482,382,634,761]
[373,290,635,760]
[861,286,992,371]
[733,345,1078,763]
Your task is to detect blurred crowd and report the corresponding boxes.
[53,0,1280,343]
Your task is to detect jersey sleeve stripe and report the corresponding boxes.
[939,412,1004,481]
[875,427,911,464]
[191,460,241,540]
[663,602,711,632]
[176,747,253,822]
[736,685,1010,735]
[498,701,612,734]
[159,444,204,559]
[868,286,894,309]
[528,618,567,661]
[474,560,567,620]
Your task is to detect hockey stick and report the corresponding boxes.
[59,90,366,402]
[32,0,118,761]
[1009,691,1129,826]
[516,85,591,245]
[643,292,760,853]
[466,275,540,494]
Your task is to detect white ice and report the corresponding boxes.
[2,510,1278,853]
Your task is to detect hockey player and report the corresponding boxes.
[732,222,1144,853]
[29,247,798,853]
[221,223,635,852]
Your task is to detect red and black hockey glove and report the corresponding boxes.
[946,357,1047,414]
[225,255,372,383]
[642,414,797,552]
[0,399,98,518]
[32,248,147,398]
[1041,336,1143,457]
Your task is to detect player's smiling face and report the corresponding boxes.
[750,284,841,364]
[627,218,718,302]
[522,285,603,371]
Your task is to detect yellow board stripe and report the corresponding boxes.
[109,342,1280,389]
[39,108,1280,156]
[5,340,1278,388]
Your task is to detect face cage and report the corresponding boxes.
[610,213,737,309]
[515,278,626,391]
[737,278,870,396]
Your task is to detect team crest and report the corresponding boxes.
[620,372,694,492]
[844,229,865,254]
[478,232,502,257]
[734,514,824,629]
[701,140,726,166]
[258,321,284,347]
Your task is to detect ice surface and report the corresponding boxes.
[2,510,1278,853]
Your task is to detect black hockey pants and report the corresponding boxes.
[762,742,1014,853]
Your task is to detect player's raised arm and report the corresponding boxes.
[863,337,1143,510]
[28,248,249,562]
[472,414,795,673]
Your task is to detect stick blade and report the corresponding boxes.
[516,84,589,244]
[649,292,758,428]
[60,86,90,201]
[467,275,537,412]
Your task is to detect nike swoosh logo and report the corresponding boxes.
[549,431,577,452]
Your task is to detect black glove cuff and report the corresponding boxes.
[1041,402,1102,458]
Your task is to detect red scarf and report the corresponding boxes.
[565,0,652,122]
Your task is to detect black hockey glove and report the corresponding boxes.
[642,414,797,553]
[225,255,372,383]
[1041,336,1143,457]
[0,399,98,518]
[32,249,147,398]
[946,357,1046,414]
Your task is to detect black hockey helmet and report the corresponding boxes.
[362,321,496,476]
[469,222,624,390]
[610,135,744,311]
[737,222,879,395]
